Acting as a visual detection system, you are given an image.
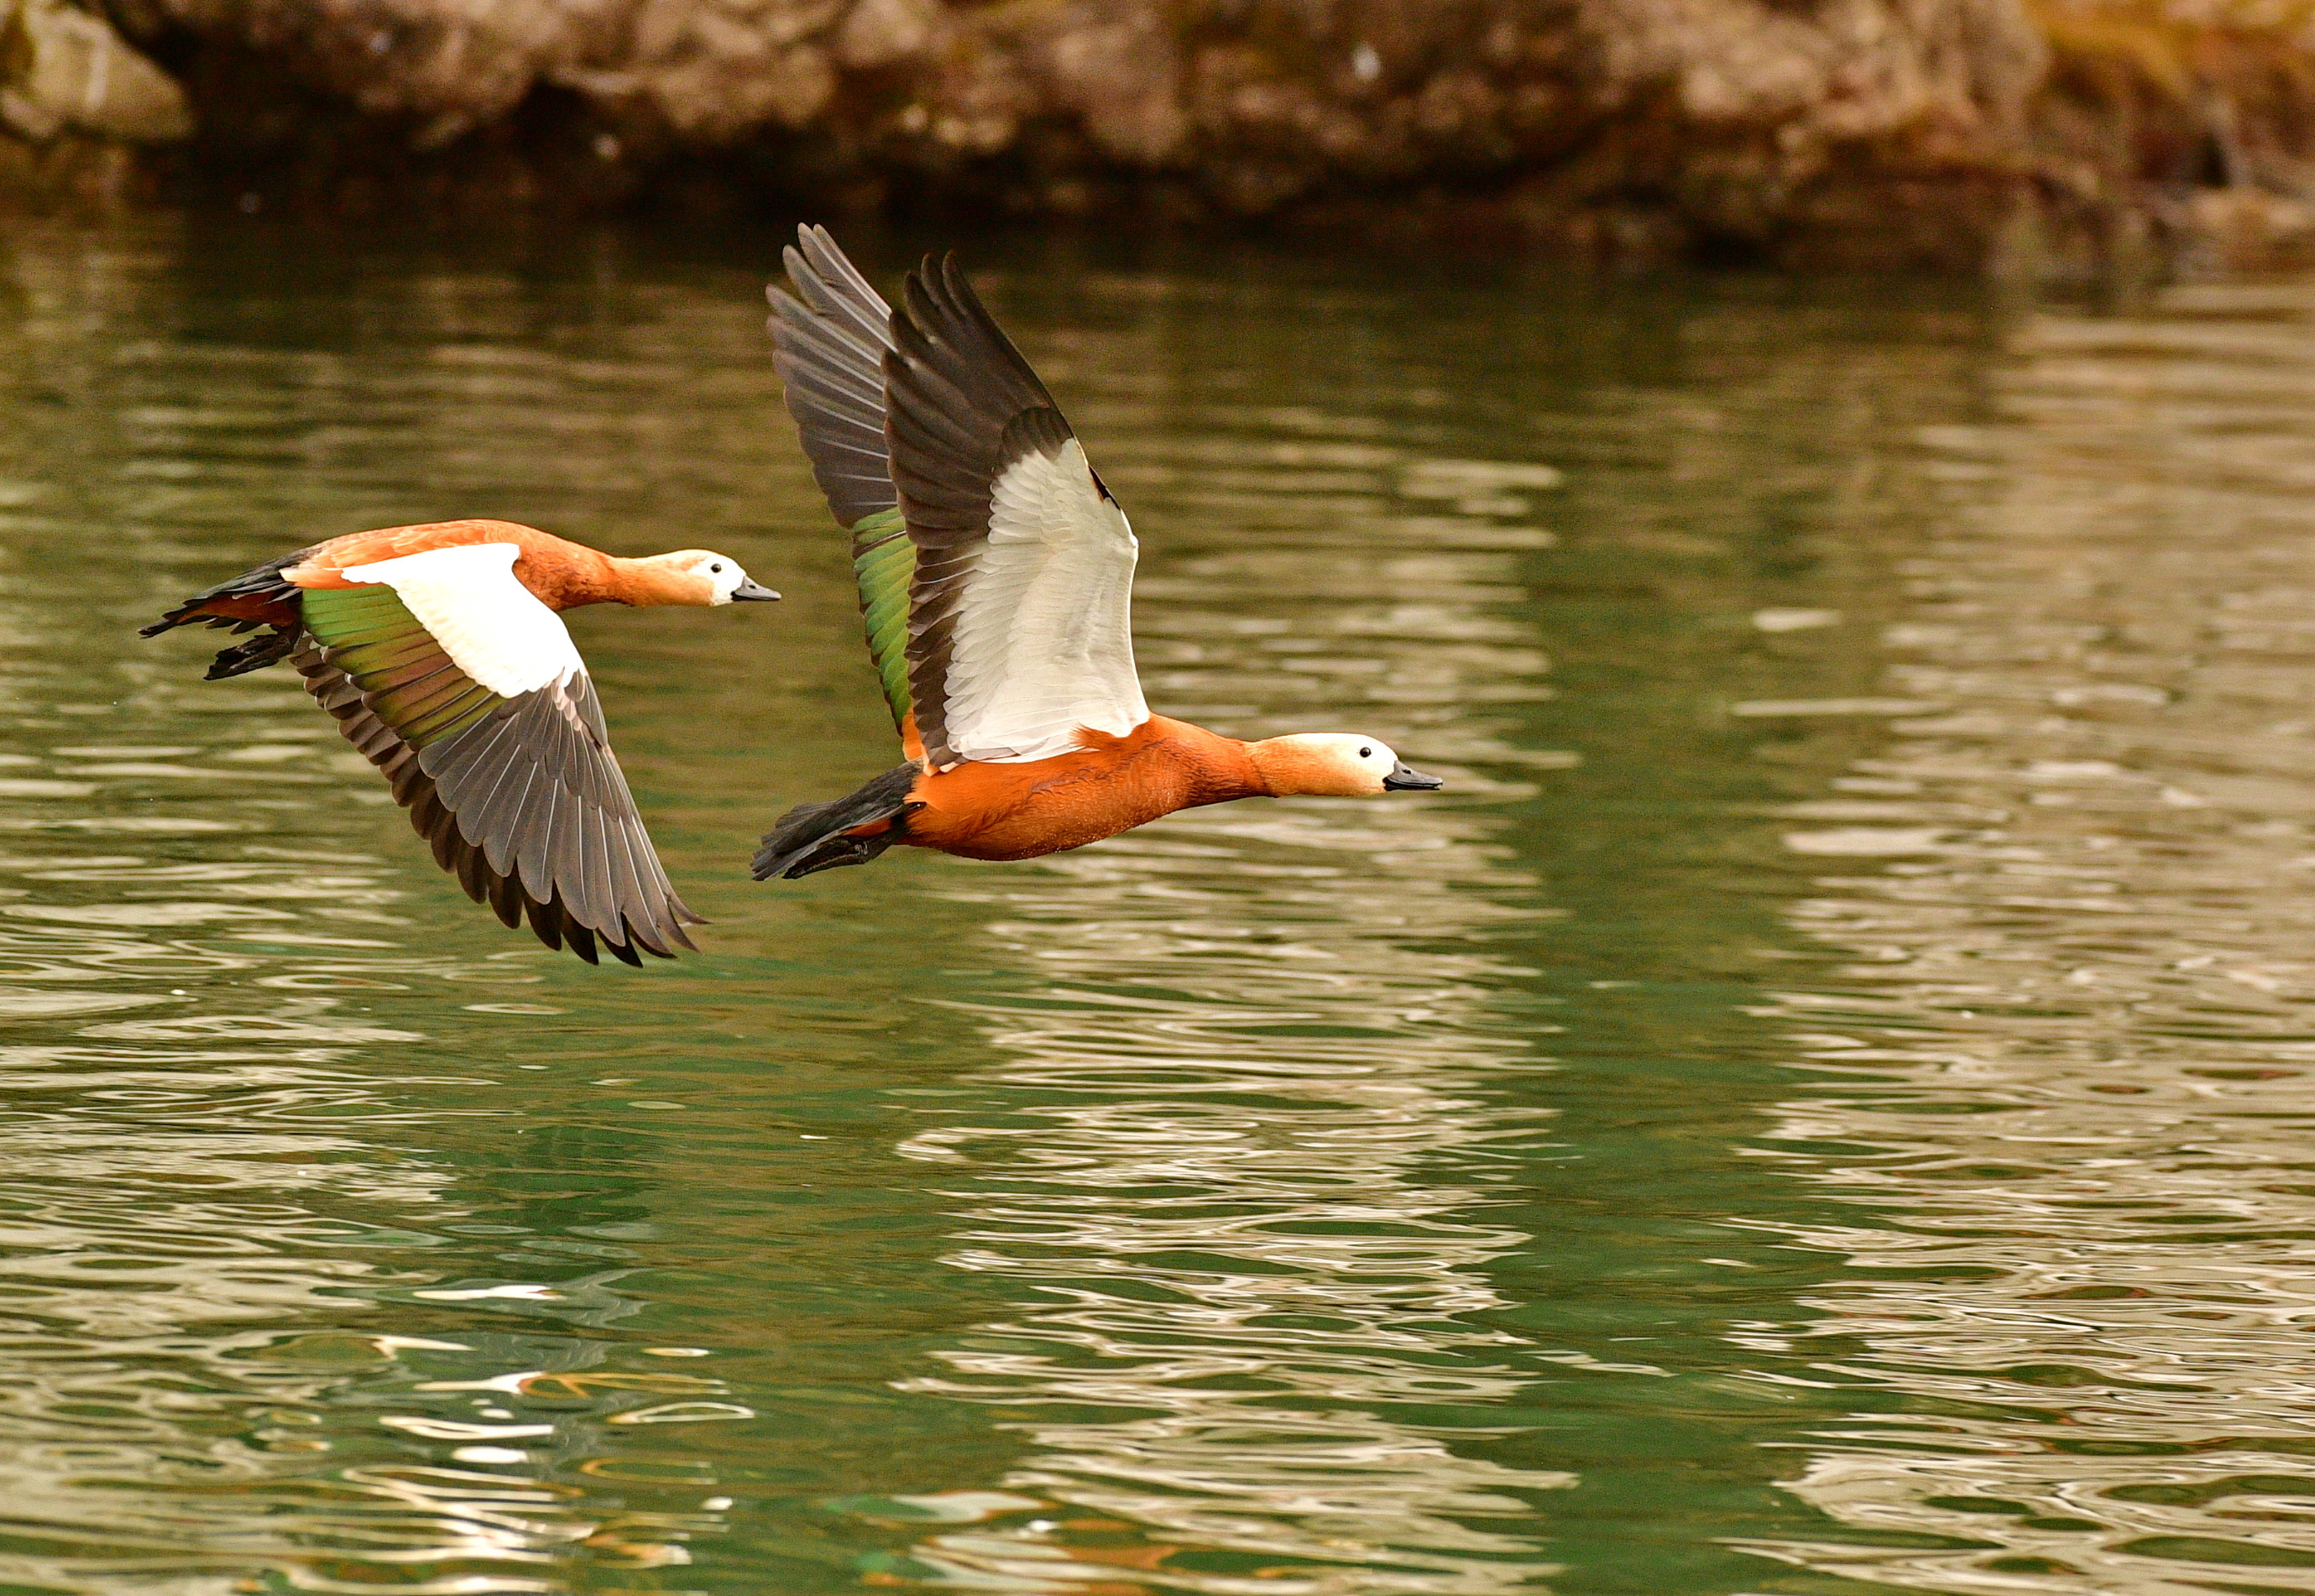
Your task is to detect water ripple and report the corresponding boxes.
[1754,284,2315,1593]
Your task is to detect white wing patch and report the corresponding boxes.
[942,438,1150,764]
[340,543,583,698]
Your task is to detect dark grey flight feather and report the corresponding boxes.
[295,641,703,967]
[881,252,1081,770]
[770,224,900,530]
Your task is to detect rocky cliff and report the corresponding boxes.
[4,0,2313,272]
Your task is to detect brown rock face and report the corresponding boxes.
[13,0,2300,270]
[82,0,2045,263]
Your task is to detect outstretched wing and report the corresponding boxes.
[771,223,898,531]
[770,227,915,737]
[883,253,1148,770]
[299,542,703,966]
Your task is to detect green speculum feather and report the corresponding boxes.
[850,506,913,733]
[300,583,505,750]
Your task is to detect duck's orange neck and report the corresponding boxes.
[520,546,623,609]
[1176,721,1274,805]
[530,551,708,609]
[593,555,688,607]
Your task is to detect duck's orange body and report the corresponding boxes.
[768,714,1432,878]
[897,718,1266,861]
[166,519,708,634]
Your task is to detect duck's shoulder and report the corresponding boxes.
[283,521,607,606]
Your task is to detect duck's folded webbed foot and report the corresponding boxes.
[205,624,304,680]
[753,762,922,880]
[759,825,905,879]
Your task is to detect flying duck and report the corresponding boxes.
[753,227,1442,882]
[144,519,779,963]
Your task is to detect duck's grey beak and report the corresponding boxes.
[731,579,782,602]
[1382,761,1444,791]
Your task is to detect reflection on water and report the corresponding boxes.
[14,215,2315,1596]
[1752,284,2315,1593]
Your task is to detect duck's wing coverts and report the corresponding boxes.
[770,226,914,735]
[299,543,702,965]
[883,253,1148,769]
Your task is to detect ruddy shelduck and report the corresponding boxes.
[753,227,1442,881]
[145,519,779,963]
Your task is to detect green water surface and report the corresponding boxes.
[4,218,2315,1596]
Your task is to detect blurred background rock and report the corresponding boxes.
[4,0,2314,274]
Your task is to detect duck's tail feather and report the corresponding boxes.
[145,545,317,678]
[753,762,921,880]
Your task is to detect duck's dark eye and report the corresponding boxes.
[710,562,724,574]
[1359,746,1373,759]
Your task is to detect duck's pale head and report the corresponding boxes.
[624,550,781,607]
[1249,733,1445,797]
